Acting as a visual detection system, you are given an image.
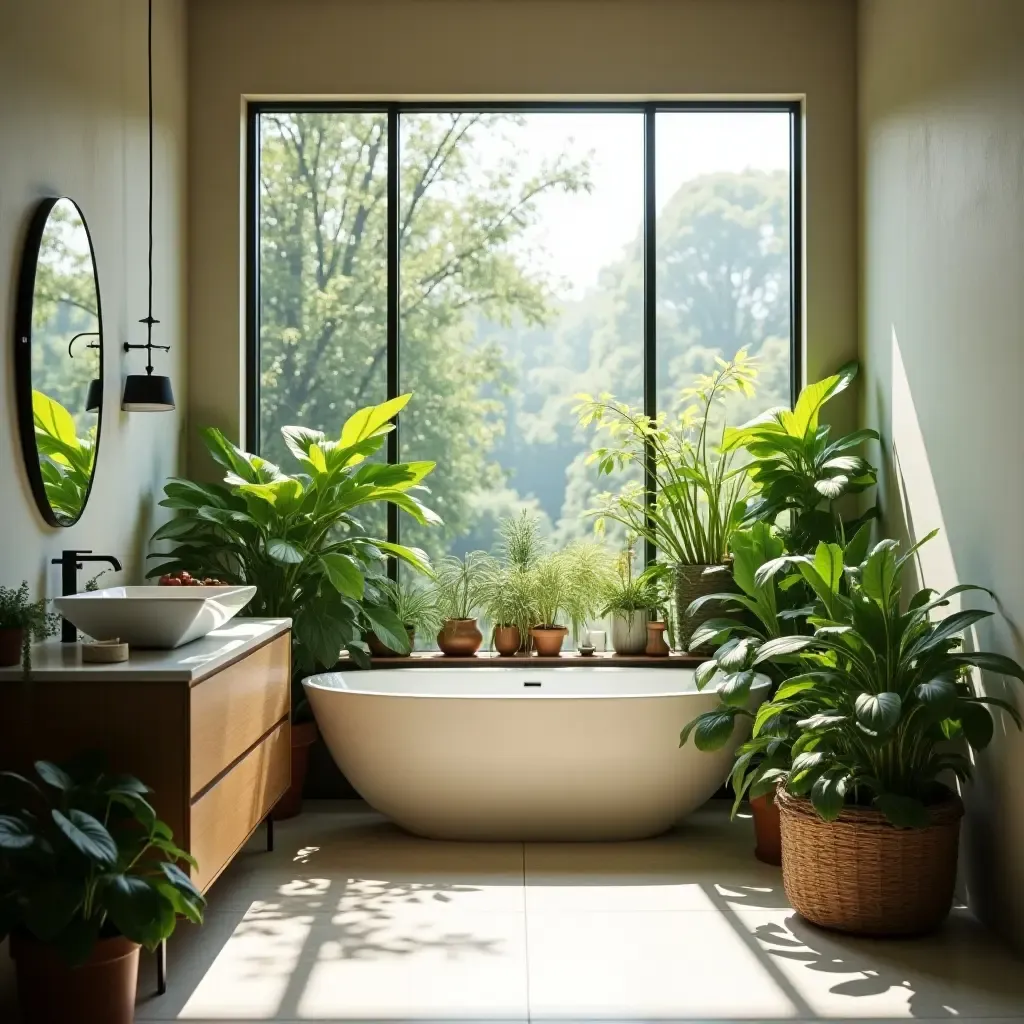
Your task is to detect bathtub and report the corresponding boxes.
[303,667,769,842]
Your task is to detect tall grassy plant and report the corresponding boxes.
[577,354,757,566]
[148,395,438,675]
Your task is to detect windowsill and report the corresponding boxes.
[337,650,706,668]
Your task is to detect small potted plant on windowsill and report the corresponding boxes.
[433,552,491,656]
[0,581,60,672]
[600,545,660,655]
[0,754,204,1024]
[366,578,442,657]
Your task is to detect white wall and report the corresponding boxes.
[187,0,859,468]
[0,0,188,596]
[859,0,1024,951]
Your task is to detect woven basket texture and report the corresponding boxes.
[777,786,963,936]
[673,562,733,653]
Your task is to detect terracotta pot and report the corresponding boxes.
[645,621,670,657]
[0,627,24,668]
[750,792,782,865]
[529,625,568,657]
[610,611,648,654]
[437,618,483,657]
[272,720,318,820]
[11,931,140,1024]
[367,626,415,658]
[493,625,522,657]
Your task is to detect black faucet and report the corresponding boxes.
[52,550,123,643]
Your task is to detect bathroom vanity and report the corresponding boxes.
[0,617,291,893]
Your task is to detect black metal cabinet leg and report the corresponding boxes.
[156,938,167,995]
[266,813,274,852]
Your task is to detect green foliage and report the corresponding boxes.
[577,353,757,567]
[376,578,442,637]
[529,541,616,638]
[743,534,1024,826]
[0,756,204,965]
[0,581,61,673]
[725,363,879,549]
[32,390,96,523]
[599,543,661,617]
[149,395,438,682]
[478,513,544,644]
[431,551,493,622]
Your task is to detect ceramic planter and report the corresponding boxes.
[0,627,24,668]
[493,625,522,657]
[437,618,483,656]
[273,720,318,820]
[750,792,781,865]
[11,931,140,1024]
[645,621,670,657]
[367,626,415,658]
[777,786,964,935]
[529,625,568,657]
[609,611,648,655]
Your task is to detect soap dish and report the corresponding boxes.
[81,639,129,664]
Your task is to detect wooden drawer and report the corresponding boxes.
[189,719,290,892]
[190,634,289,796]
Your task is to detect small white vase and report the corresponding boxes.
[610,611,649,655]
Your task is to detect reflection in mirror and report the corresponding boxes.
[15,198,103,527]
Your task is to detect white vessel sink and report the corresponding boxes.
[54,585,257,649]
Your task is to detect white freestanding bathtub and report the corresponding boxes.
[303,667,769,842]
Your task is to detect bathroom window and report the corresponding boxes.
[247,103,799,565]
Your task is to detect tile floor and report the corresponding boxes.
[2,799,1023,1022]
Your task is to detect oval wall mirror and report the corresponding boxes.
[14,197,103,527]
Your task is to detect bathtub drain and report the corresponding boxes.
[523,681,542,687]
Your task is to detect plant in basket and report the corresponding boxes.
[744,531,1024,935]
[0,755,204,1024]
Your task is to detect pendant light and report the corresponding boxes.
[122,0,175,412]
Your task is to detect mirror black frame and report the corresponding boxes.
[14,197,104,528]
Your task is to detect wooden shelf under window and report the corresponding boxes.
[337,650,706,669]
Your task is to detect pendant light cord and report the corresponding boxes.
[141,0,159,375]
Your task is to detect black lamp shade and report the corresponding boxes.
[121,373,175,412]
[85,378,103,413]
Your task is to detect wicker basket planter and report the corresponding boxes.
[777,786,964,936]
[672,562,732,653]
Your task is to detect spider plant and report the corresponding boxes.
[432,551,493,622]
[377,577,443,636]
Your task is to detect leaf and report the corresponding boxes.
[874,793,930,829]
[320,553,365,600]
[159,861,205,906]
[376,541,432,576]
[0,814,35,851]
[843,521,873,568]
[339,395,411,446]
[812,542,844,595]
[811,770,850,821]
[693,659,719,690]
[51,808,117,866]
[34,760,73,791]
[753,634,815,663]
[716,669,755,708]
[749,767,789,799]
[860,539,900,607]
[915,677,959,714]
[294,601,352,670]
[949,651,1024,682]
[32,389,78,446]
[909,609,994,657]
[22,877,82,942]
[717,636,759,672]
[789,751,828,794]
[363,603,411,654]
[854,692,902,737]
[102,874,168,946]
[266,538,306,565]
[694,709,741,751]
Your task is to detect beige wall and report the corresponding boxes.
[859,0,1024,950]
[187,0,858,468]
[0,0,188,594]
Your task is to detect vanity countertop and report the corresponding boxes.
[0,617,291,685]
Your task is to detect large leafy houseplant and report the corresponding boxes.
[0,755,204,965]
[32,390,96,524]
[577,354,758,649]
[721,533,1024,827]
[724,363,878,551]
[149,395,438,679]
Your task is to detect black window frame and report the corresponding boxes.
[245,100,803,567]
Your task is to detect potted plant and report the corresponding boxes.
[528,541,614,657]
[367,577,442,657]
[577,353,757,652]
[743,532,1024,934]
[148,394,439,817]
[433,551,491,656]
[0,581,61,671]
[480,511,544,656]
[724,362,879,551]
[0,755,204,1024]
[600,544,659,655]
